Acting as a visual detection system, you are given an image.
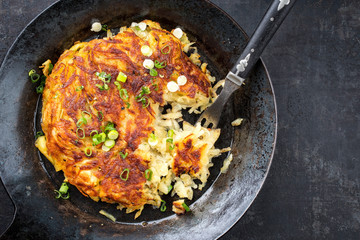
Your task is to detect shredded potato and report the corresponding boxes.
[35,20,231,218]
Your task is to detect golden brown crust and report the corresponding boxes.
[39,20,212,210]
[173,134,207,176]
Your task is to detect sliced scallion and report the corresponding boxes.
[92,132,106,145]
[182,202,190,212]
[114,81,121,90]
[48,63,54,74]
[104,139,115,148]
[35,131,44,139]
[102,144,111,152]
[119,88,129,100]
[166,130,175,150]
[30,73,40,83]
[154,60,167,69]
[76,128,85,139]
[148,133,158,146]
[161,45,171,54]
[101,24,108,31]
[108,130,119,140]
[36,85,44,94]
[141,45,153,57]
[76,117,87,127]
[90,130,98,137]
[99,210,116,222]
[28,69,36,76]
[104,122,116,133]
[54,182,70,199]
[149,68,158,77]
[84,147,92,157]
[167,185,173,194]
[75,86,84,91]
[96,71,111,83]
[144,169,153,181]
[160,200,166,212]
[119,151,128,159]
[96,84,105,90]
[120,168,129,181]
[116,72,127,83]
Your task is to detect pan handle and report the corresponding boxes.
[228,0,297,82]
[0,177,17,237]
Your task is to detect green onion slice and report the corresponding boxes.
[150,68,158,77]
[30,73,40,83]
[99,210,116,222]
[54,182,70,199]
[160,200,166,212]
[96,84,105,90]
[116,72,127,82]
[119,88,129,100]
[48,63,54,74]
[92,132,106,145]
[76,128,85,139]
[96,71,111,83]
[148,133,158,146]
[84,147,92,157]
[102,144,111,152]
[154,60,167,69]
[36,85,44,94]
[120,168,129,181]
[76,117,87,127]
[82,111,92,119]
[161,45,171,54]
[75,86,84,91]
[28,69,36,76]
[104,122,116,133]
[125,102,131,108]
[101,24,108,31]
[108,130,119,140]
[114,81,121,90]
[35,131,44,139]
[119,151,128,159]
[137,96,149,108]
[104,139,115,148]
[182,202,190,212]
[144,169,153,181]
[167,185,173,194]
[90,130,98,137]
[168,129,174,138]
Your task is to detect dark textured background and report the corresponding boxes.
[0,0,359,239]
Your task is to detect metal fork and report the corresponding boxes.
[197,0,297,128]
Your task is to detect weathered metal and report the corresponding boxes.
[0,0,277,238]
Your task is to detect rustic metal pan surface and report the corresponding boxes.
[0,0,277,239]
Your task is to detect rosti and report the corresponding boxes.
[35,20,229,218]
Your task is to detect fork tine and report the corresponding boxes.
[196,79,240,128]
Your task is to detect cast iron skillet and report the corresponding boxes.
[0,0,277,239]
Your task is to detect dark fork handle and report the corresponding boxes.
[230,0,298,81]
[197,0,297,128]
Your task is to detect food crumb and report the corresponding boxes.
[231,118,243,126]
[221,153,233,173]
[91,22,102,32]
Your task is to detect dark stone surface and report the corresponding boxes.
[0,0,359,239]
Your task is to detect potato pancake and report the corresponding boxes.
[35,20,226,217]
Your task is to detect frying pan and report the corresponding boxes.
[0,0,277,239]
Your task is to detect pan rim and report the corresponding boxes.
[0,0,277,238]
